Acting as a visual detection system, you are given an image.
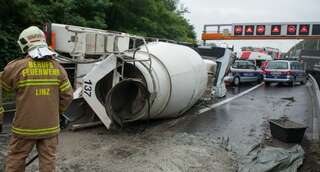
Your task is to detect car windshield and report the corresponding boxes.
[267,61,288,69]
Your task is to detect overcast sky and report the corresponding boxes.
[179,0,320,52]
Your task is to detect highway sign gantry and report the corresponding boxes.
[202,22,320,40]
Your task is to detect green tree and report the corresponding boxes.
[0,0,111,69]
[105,0,195,41]
[0,0,196,70]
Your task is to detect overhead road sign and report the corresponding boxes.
[202,22,320,40]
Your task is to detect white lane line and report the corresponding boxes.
[197,83,264,114]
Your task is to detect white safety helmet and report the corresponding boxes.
[17,26,56,59]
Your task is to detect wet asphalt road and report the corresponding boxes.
[1,82,314,157]
[0,81,315,171]
[172,82,313,155]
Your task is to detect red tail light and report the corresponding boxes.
[264,70,271,74]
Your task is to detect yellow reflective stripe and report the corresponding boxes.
[12,125,60,136]
[12,125,59,132]
[0,80,12,91]
[59,80,70,89]
[17,79,60,84]
[17,82,59,88]
[17,79,60,88]
[0,106,4,113]
[59,80,71,92]
[12,128,60,136]
[60,85,71,92]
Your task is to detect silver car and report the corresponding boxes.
[263,60,307,86]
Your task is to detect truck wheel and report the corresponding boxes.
[265,81,271,86]
[300,80,306,85]
[233,77,240,86]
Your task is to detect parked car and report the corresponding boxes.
[225,60,263,86]
[263,60,307,86]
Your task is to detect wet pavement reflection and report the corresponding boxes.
[173,82,313,155]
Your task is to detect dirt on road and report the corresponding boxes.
[1,126,238,172]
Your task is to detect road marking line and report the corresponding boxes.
[198,83,264,114]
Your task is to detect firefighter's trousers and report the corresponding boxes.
[5,135,58,172]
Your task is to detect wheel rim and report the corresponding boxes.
[234,77,240,85]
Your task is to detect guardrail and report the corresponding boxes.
[308,74,320,140]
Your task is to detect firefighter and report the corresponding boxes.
[1,26,73,172]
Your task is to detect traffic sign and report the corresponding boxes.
[271,25,281,35]
[234,25,243,35]
[312,24,320,35]
[256,25,265,35]
[299,24,309,35]
[245,25,254,35]
[202,22,320,40]
[287,25,297,35]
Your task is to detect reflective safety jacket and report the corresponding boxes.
[0,56,73,138]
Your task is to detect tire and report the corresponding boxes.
[257,75,263,83]
[300,80,306,85]
[233,77,240,86]
[288,81,294,86]
[109,122,121,131]
[265,81,271,86]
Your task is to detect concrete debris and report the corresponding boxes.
[21,130,238,172]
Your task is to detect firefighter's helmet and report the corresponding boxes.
[17,26,47,53]
[17,26,56,59]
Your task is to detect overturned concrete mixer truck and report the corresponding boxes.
[44,23,235,128]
